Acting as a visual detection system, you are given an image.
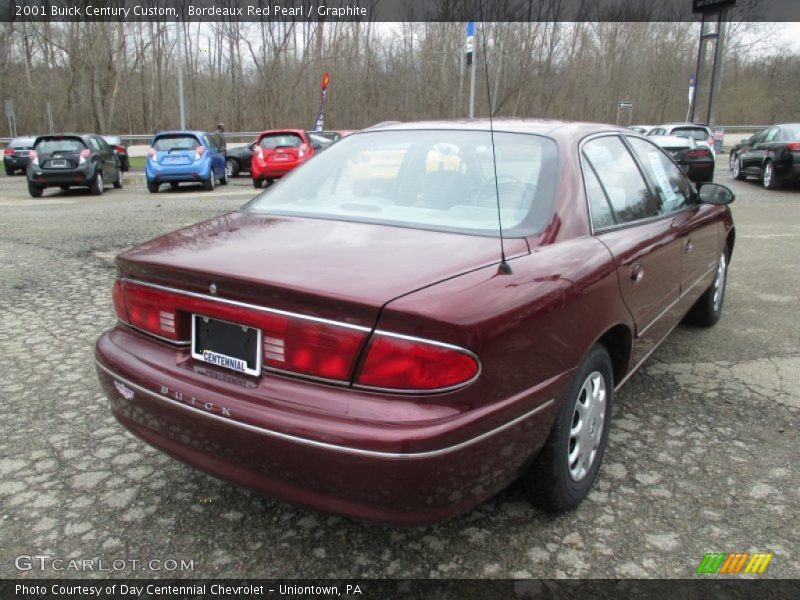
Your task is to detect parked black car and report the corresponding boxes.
[27,133,122,197]
[224,141,256,178]
[102,135,130,171]
[730,123,800,189]
[4,136,36,175]
[647,133,715,184]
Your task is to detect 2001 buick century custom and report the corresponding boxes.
[95,120,735,525]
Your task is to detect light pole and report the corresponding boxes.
[176,21,186,129]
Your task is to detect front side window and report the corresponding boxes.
[582,136,659,225]
[627,137,693,214]
[244,129,559,236]
[764,127,780,143]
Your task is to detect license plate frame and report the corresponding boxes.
[191,314,262,377]
[50,159,68,168]
[273,153,289,161]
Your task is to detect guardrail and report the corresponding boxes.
[0,126,770,146]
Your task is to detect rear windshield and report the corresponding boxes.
[259,133,303,149]
[782,125,800,140]
[670,127,709,141]
[244,129,559,237]
[152,134,200,151]
[10,137,35,148]
[35,137,86,154]
[103,135,122,145]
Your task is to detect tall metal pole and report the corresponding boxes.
[176,21,186,129]
[689,14,707,124]
[707,11,727,126]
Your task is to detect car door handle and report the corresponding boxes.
[684,238,694,253]
[630,263,645,283]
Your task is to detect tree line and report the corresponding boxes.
[0,19,796,137]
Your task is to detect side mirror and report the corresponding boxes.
[698,182,734,205]
[248,142,256,151]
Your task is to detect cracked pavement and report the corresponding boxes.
[0,167,797,579]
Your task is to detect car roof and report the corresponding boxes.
[659,123,710,129]
[257,129,307,136]
[363,118,629,139]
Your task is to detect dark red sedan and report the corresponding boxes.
[95,120,735,526]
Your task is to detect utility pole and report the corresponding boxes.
[689,0,733,125]
[176,21,186,129]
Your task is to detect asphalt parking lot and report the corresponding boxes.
[0,164,797,579]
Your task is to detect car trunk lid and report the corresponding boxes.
[115,211,529,328]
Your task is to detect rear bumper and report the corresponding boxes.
[4,156,29,170]
[679,160,715,182]
[251,159,300,180]
[27,164,95,186]
[95,325,563,525]
[146,160,211,183]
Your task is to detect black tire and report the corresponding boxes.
[170,182,179,190]
[28,182,43,198]
[732,156,746,181]
[147,181,159,194]
[4,165,13,176]
[219,167,228,186]
[90,171,104,196]
[266,178,275,187]
[525,344,614,512]
[204,175,215,191]
[113,170,123,189]
[763,160,781,190]
[226,158,239,179]
[685,251,728,327]
[252,178,263,189]
[120,158,130,172]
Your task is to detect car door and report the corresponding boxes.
[582,134,683,366]
[95,136,118,181]
[626,136,719,301]
[203,134,223,177]
[743,127,774,174]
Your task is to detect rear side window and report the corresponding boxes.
[259,133,303,149]
[583,164,616,229]
[36,138,86,154]
[782,125,800,140]
[153,135,200,151]
[627,137,693,214]
[582,136,659,225]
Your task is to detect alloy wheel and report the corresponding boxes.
[713,253,727,313]
[764,162,773,188]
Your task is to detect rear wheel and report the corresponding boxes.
[4,165,12,176]
[28,182,43,197]
[90,172,104,196]
[204,174,215,191]
[252,178,263,189]
[147,181,159,193]
[763,160,781,190]
[732,156,745,181]
[685,251,728,327]
[525,344,614,512]
[113,170,123,189]
[219,167,228,186]
[226,158,239,179]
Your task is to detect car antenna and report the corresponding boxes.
[477,3,512,275]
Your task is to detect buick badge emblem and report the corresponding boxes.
[209,283,218,295]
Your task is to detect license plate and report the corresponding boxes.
[51,159,68,168]
[165,156,188,164]
[191,315,261,376]
[273,153,288,161]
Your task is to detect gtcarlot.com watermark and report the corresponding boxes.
[15,554,194,573]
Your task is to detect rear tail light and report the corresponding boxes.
[79,148,91,165]
[254,146,263,158]
[786,142,800,151]
[112,279,480,391]
[3,147,13,156]
[114,145,125,154]
[687,149,711,158]
[298,143,308,158]
[194,145,205,161]
[29,150,38,165]
[148,147,157,162]
[356,334,480,392]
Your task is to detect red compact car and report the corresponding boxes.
[96,120,735,526]
[250,128,332,188]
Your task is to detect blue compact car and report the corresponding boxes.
[146,130,227,192]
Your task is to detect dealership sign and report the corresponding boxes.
[692,0,736,13]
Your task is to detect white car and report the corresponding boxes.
[648,123,716,157]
